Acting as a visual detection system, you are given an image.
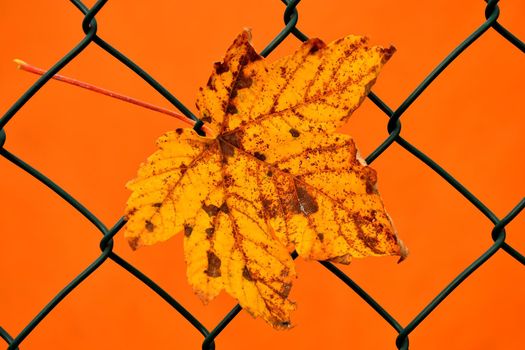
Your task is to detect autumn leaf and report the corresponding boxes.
[124,30,407,329]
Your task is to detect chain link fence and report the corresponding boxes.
[0,0,523,349]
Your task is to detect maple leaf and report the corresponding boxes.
[124,30,407,329]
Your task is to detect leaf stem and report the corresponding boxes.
[13,59,214,135]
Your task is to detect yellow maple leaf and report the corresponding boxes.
[124,30,407,329]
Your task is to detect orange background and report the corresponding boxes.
[0,1,524,349]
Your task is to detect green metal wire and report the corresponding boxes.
[0,0,523,349]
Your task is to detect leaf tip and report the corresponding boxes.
[381,45,397,64]
[273,320,293,330]
[127,236,142,251]
[396,238,409,263]
[241,27,253,43]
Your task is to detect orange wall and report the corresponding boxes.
[0,1,524,349]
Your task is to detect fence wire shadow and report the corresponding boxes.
[0,0,523,349]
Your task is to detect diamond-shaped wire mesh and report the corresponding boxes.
[0,0,523,349]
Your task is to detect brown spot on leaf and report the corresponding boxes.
[261,198,278,217]
[214,61,229,74]
[241,47,262,65]
[288,197,301,214]
[296,184,319,215]
[267,170,273,177]
[359,230,381,254]
[145,220,155,232]
[226,103,238,114]
[242,266,253,281]
[344,43,359,56]
[261,198,272,210]
[317,233,324,242]
[152,202,162,208]
[220,132,241,150]
[219,202,229,214]
[361,168,377,194]
[201,115,212,123]
[128,237,140,250]
[202,203,220,217]
[180,163,188,175]
[366,181,375,194]
[219,132,242,163]
[235,71,253,90]
[218,138,235,161]
[280,283,292,298]
[279,66,287,79]
[223,174,233,187]
[205,227,215,238]
[175,128,183,135]
[308,38,326,54]
[206,251,221,277]
[184,225,193,237]
[247,48,262,62]
[254,151,266,161]
[353,213,383,254]
[206,76,216,90]
[289,128,300,138]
